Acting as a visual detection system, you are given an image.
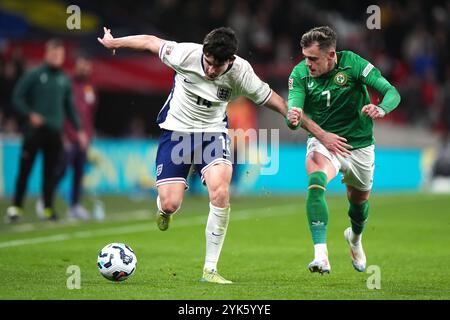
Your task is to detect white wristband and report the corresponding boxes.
[376,106,386,117]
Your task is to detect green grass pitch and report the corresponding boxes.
[0,193,449,300]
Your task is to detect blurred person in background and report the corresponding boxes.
[49,54,97,220]
[0,47,25,134]
[98,26,348,284]
[288,26,401,275]
[5,39,87,223]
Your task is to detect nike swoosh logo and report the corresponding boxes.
[184,78,195,84]
[212,232,223,236]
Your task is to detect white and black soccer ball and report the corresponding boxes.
[97,243,137,281]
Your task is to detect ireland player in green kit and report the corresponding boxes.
[287,26,400,274]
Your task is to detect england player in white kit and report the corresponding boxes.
[157,41,272,133]
[98,27,350,284]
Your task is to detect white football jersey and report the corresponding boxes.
[157,41,272,133]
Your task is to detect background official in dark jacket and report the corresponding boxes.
[5,39,87,223]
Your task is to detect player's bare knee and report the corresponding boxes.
[159,198,181,214]
[160,202,179,214]
[209,184,229,208]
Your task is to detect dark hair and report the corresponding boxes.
[203,27,238,63]
[300,26,337,50]
[46,38,64,50]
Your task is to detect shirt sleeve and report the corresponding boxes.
[158,41,191,71]
[12,70,36,119]
[238,61,272,105]
[352,53,401,114]
[287,67,306,110]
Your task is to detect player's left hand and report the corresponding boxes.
[362,104,385,119]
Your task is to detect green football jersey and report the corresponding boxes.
[288,50,400,150]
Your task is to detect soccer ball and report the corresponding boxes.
[97,243,137,281]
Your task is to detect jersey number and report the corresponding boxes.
[197,96,212,108]
[321,90,331,107]
[219,135,231,157]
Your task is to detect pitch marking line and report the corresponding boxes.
[2,194,436,249]
[0,204,297,249]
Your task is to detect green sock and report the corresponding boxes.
[348,201,369,235]
[306,171,328,244]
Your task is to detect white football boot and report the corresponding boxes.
[344,227,366,272]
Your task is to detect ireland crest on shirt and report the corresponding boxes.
[334,72,348,86]
[217,86,232,101]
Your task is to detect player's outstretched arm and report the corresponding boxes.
[97,27,164,55]
[361,82,400,120]
[263,91,288,116]
[361,65,401,119]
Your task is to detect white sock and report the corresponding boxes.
[204,203,230,271]
[350,229,362,245]
[314,243,328,261]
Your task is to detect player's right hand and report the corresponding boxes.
[287,107,303,126]
[319,132,353,157]
[97,27,116,55]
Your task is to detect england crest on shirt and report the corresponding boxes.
[156,164,163,177]
[217,86,232,101]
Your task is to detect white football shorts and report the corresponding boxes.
[306,137,375,191]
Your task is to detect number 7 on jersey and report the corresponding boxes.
[321,90,331,107]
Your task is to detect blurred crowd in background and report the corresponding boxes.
[0,0,449,139]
